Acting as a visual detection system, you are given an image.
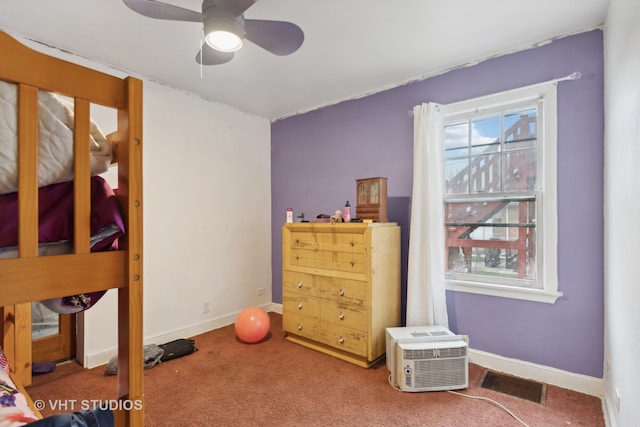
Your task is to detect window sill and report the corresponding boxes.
[446,280,562,304]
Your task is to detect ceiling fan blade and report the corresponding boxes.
[123,0,202,22]
[216,0,258,17]
[196,44,234,65]
[244,19,304,56]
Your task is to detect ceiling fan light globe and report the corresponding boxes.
[206,30,243,52]
[203,12,244,52]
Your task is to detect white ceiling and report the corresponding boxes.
[0,0,608,121]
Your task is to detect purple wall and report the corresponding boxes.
[271,30,604,378]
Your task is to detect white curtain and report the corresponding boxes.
[406,102,449,327]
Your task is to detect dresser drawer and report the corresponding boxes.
[323,277,367,303]
[287,231,367,274]
[288,248,366,273]
[282,292,321,319]
[283,271,322,297]
[322,304,367,331]
[283,312,320,340]
[289,231,364,252]
[318,324,368,356]
[322,278,367,330]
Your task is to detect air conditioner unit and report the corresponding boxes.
[386,325,468,392]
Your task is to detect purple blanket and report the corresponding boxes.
[0,176,124,249]
[0,176,125,313]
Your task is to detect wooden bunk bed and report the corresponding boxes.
[0,30,144,425]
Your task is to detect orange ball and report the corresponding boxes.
[235,307,270,343]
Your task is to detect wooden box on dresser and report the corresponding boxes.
[356,177,388,222]
[282,222,401,368]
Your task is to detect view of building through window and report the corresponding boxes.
[444,106,538,285]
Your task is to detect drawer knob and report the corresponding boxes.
[297,302,303,309]
[339,289,345,296]
[297,281,303,289]
[297,323,303,331]
[338,312,345,320]
[338,336,344,344]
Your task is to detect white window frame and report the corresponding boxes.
[442,83,562,304]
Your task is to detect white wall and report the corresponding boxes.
[603,0,640,425]
[82,80,273,366]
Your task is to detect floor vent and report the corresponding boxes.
[480,369,547,405]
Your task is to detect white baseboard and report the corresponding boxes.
[602,394,616,427]
[470,349,616,426]
[469,348,604,397]
[270,303,283,314]
[84,302,277,369]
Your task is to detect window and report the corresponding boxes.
[442,84,561,303]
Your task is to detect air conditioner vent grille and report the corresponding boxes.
[403,346,467,360]
[413,358,467,389]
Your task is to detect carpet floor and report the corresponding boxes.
[27,313,605,426]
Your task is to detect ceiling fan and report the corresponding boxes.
[122,0,304,65]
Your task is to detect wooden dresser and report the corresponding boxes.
[282,222,401,367]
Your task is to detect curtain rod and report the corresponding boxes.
[408,71,582,116]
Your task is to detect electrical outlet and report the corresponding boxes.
[202,302,210,314]
[615,387,621,413]
[257,287,266,296]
